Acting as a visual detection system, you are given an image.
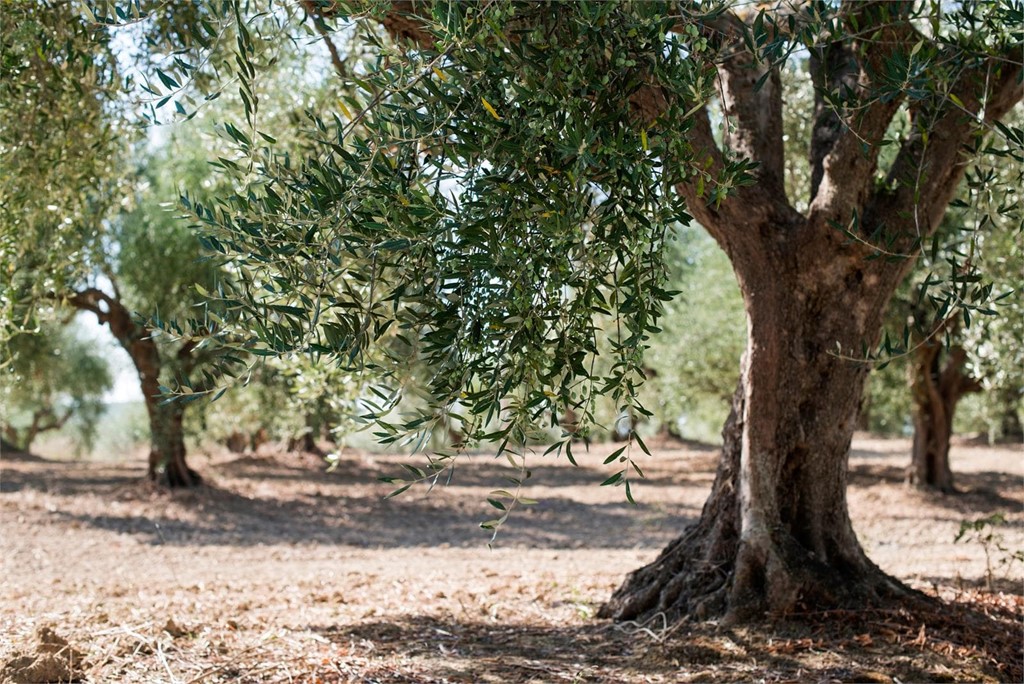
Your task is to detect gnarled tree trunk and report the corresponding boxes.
[601,221,912,623]
[907,342,980,493]
[598,3,1021,623]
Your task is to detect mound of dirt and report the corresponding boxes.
[1,626,87,684]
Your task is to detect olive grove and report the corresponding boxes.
[7,0,1022,625]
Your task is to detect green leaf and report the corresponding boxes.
[600,471,624,487]
[156,69,180,90]
[603,446,627,464]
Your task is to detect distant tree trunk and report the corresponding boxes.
[907,342,981,493]
[559,407,590,447]
[5,406,73,453]
[288,413,326,455]
[995,387,1024,443]
[1,436,24,454]
[147,399,198,486]
[69,288,200,488]
[656,418,683,442]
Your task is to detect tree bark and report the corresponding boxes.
[907,343,981,493]
[147,398,199,487]
[601,223,912,623]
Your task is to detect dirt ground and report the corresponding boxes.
[1,435,1021,683]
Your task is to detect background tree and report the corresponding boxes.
[2,1,362,484]
[89,0,1022,625]
[0,1,231,485]
[642,226,745,442]
[955,147,1024,444]
[0,323,112,453]
[897,104,1022,491]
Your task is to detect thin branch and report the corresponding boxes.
[867,47,1023,247]
[301,0,348,79]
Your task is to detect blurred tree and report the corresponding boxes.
[643,227,744,442]
[1,1,359,484]
[896,106,1022,491]
[957,160,1024,445]
[1,324,112,453]
[0,1,233,485]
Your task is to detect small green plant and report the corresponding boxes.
[954,513,1024,591]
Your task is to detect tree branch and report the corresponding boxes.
[302,0,348,79]
[700,8,788,200]
[808,41,859,199]
[806,1,918,226]
[867,47,1023,246]
[379,0,436,50]
[67,287,162,396]
[66,288,114,325]
[673,106,728,234]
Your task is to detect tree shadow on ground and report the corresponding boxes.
[214,448,717,490]
[848,463,1022,514]
[2,448,708,549]
[49,486,698,549]
[313,614,803,683]
[309,592,1020,683]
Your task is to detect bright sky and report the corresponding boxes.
[74,313,143,404]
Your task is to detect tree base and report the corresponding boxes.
[600,394,915,625]
[150,461,203,489]
[600,520,915,625]
[905,468,958,495]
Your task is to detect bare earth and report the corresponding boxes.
[1,436,1021,683]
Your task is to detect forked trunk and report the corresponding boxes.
[907,343,980,493]
[601,238,911,623]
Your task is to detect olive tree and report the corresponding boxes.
[98,0,1022,623]
[1,324,112,453]
[0,1,234,485]
[2,1,360,485]
[891,111,1022,492]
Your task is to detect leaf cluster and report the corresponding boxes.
[181,2,736,479]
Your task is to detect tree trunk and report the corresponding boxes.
[146,398,199,487]
[907,343,979,493]
[601,234,912,624]
[69,288,201,488]
[996,387,1024,443]
[1,436,25,454]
